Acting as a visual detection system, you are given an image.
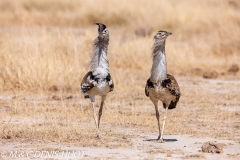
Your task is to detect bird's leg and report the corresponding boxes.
[89,96,100,138]
[152,100,161,140]
[98,95,106,129]
[159,102,170,142]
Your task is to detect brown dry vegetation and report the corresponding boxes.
[0,0,240,159]
[0,0,239,92]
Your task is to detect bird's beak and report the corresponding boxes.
[167,32,172,36]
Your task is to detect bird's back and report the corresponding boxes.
[145,74,180,109]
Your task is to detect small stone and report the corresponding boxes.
[203,71,218,79]
[52,95,61,100]
[201,141,225,153]
[228,64,239,73]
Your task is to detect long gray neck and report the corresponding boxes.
[150,41,167,83]
[88,38,109,78]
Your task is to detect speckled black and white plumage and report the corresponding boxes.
[145,74,180,110]
[145,30,181,142]
[80,23,114,138]
[81,71,114,98]
[81,23,114,97]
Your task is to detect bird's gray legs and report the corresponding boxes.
[152,100,170,142]
[89,96,101,138]
[89,95,107,138]
[159,101,170,142]
[98,95,107,128]
[152,100,161,140]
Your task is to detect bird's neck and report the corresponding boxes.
[89,39,109,78]
[150,44,167,83]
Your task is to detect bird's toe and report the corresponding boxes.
[96,134,102,139]
[158,139,165,143]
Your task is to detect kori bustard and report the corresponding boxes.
[145,30,180,142]
[81,23,114,138]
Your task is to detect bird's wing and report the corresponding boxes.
[162,74,180,96]
[145,78,154,97]
[81,71,94,93]
[162,74,181,109]
[106,73,114,92]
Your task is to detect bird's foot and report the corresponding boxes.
[158,139,165,143]
[96,133,102,139]
[157,136,165,143]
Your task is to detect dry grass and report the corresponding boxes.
[0,0,239,92]
[0,0,239,153]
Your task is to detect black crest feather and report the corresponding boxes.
[96,23,107,33]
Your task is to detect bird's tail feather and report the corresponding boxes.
[84,95,90,99]
[163,101,177,110]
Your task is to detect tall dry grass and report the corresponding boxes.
[0,0,239,92]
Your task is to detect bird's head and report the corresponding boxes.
[96,23,109,41]
[154,30,172,42]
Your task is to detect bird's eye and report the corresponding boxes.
[103,29,107,33]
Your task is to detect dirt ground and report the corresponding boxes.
[0,134,239,159]
[0,77,240,159]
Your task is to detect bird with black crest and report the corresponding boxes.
[81,23,114,138]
